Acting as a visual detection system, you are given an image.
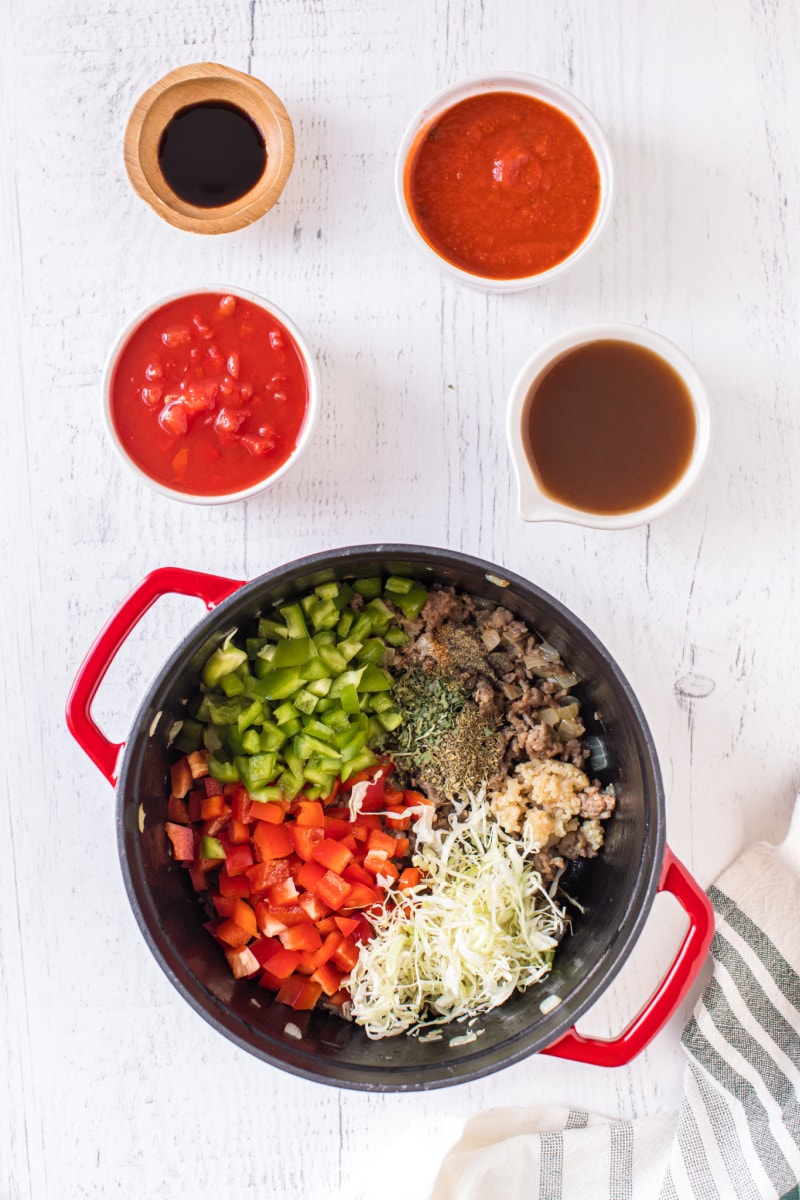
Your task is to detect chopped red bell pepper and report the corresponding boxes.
[276,976,323,1011]
[312,837,354,875]
[287,823,325,861]
[252,821,293,860]
[249,800,286,824]
[165,821,194,861]
[315,869,353,911]
[279,923,322,953]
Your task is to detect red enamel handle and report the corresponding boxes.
[542,845,714,1067]
[66,567,244,785]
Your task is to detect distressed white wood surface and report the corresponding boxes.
[3,0,800,1196]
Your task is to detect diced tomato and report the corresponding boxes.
[333,915,360,938]
[170,758,193,799]
[311,960,346,996]
[296,860,327,893]
[165,821,194,861]
[268,876,299,907]
[331,935,360,973]
[279,923,322,953]
[264,947,301,980]
[312,838,354,874]
[167,793,191,824]
[245,859,290,895]
[294,800,324,827]
[276,976,323,1011]
[224,945,260,978]
[252,821,293,860]
[249,800,286,824]
[315,870,353,911]
[398,866,421,891]
[288,823,325,861]
[218,869,251,898]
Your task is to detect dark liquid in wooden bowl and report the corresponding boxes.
[522,340,697,515]
[158,102,267,208]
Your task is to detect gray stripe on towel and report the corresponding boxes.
[539,1131,563,1200]
[709,886,800,1012]
[682,1018,797,1195]
[608,1122,633,1200]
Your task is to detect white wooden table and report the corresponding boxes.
[3,1,799,1196]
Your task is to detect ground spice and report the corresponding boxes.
[419,701,505,798]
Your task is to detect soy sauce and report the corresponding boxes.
[158,102,267,208]
[522,340,697,515]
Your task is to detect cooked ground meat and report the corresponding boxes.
[384,585,615,882]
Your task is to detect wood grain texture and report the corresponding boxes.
[3,0,800,1196]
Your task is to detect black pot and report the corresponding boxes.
[67,545,713,1090]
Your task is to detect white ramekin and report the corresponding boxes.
[506,323,713,529]
[102,285,319,505]
[394,72,615,293]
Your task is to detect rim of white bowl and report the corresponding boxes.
[506,322,714,529]
[394,72,616,294]
[102,285,320,506]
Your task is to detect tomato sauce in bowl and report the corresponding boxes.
[106,289,317,502]
[397,75,613,290]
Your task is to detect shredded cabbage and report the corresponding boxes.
[348,788,566,1039]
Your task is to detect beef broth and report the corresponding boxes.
[521,339,697,515]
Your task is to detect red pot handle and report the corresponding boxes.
[541,845,714,1067]
[66,567,244,785]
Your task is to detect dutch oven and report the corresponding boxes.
[66,545,713,1091]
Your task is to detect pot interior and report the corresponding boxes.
[118,546,664,1090]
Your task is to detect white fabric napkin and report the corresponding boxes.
[432,799,800,1200]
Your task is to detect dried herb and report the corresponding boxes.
[386,665,504,798]
[388,667,469,767]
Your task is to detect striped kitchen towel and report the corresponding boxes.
[432,799,800,1200]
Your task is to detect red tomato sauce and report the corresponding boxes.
[405,92,601,280]
[110,292,309,496]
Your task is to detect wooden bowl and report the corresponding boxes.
[124,63,295,234]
